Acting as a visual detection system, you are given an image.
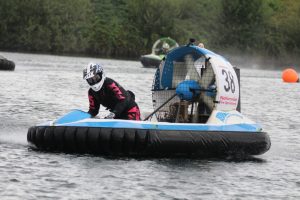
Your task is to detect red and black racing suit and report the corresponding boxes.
[88,77,141,120]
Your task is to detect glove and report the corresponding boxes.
[104,112,115,119]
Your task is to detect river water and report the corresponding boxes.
[0,51,299,200]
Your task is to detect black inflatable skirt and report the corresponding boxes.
[27,126,271,158]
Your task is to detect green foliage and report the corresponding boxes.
[219,0,267,52]
[125,0,178,52]
[0,0,92,54]
[267,0,300,56]
[0,0,300,60]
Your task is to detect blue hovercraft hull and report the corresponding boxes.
[27,110,270,157]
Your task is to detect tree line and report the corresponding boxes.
[0,0,299,65]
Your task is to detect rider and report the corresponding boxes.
[83,62,141,120]
[198,43,205,48]
[162,42,170,54]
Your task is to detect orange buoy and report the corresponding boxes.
[282,68,299,83]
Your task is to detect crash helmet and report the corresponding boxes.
[162,42,170,50]
[83,62,106,91]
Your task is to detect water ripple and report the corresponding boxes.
[0,52,300,199]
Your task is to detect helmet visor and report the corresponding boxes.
[86,74,102,86]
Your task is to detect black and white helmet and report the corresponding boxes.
[83,62,106,91]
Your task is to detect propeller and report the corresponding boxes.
[146,49,216,123]
[144,79,215,122]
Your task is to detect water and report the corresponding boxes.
[0,51,299,200]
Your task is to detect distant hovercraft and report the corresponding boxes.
[0,55,15,71]
[140,37,179,68]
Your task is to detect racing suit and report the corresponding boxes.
[87,77,141,120]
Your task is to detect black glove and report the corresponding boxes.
[104,112,115,119]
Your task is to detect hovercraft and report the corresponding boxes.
[27,40,271,157]
[140,37,179,68]
[0,55,15,71]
